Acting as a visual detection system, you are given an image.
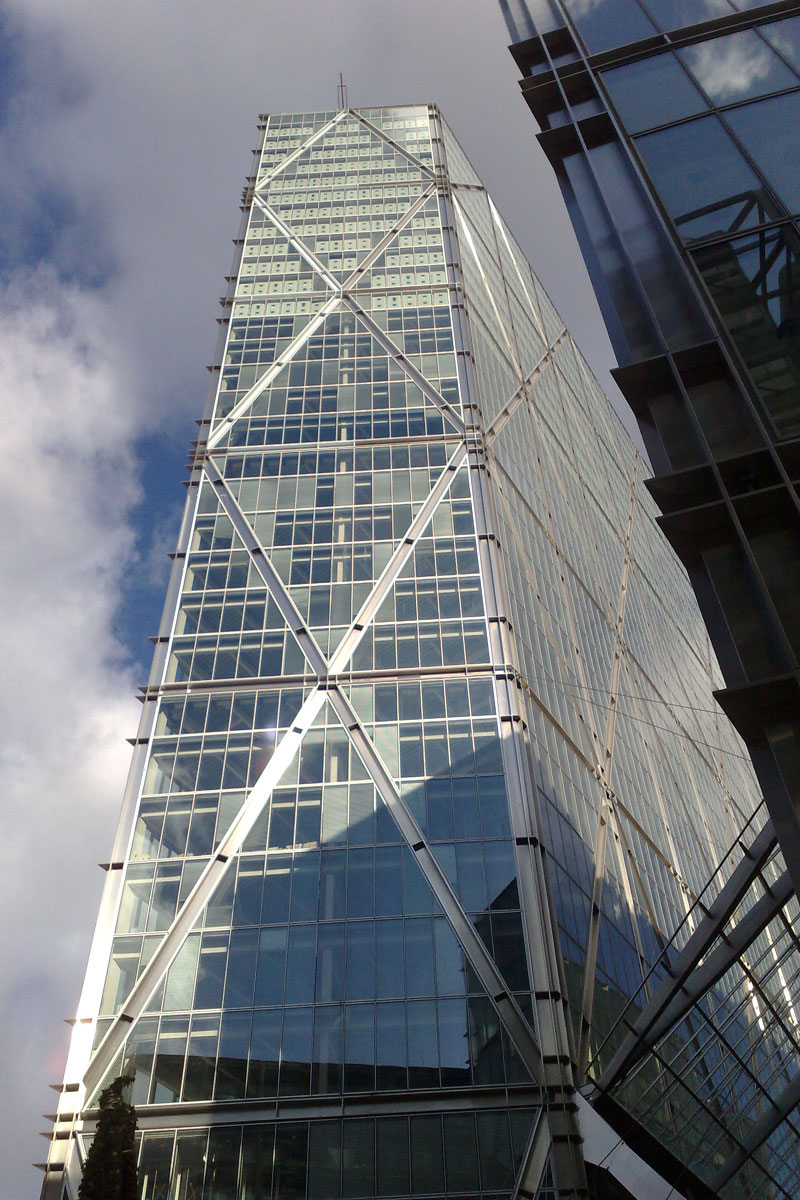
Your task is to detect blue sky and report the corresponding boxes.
[0,2,623,1194]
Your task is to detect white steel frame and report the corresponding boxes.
[43,105,771,1200]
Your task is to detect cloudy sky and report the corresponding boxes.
[0,2,624,1193]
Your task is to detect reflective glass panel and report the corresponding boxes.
[641,0,733,30]
[762,16,800,72]
[602,53,707,132]
[680,29,798,104]
[692,225,800,437]
[562,0,657,53]
[636,115,762,241]
[726,92,800,215]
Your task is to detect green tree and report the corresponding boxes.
[78,1076,138,1200]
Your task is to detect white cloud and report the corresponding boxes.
[0,269,143,1193]
[684,34,775,103]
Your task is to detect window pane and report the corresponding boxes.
[247,1009,281,1098]
[273,1124,308,1200]
[376,919,405,998]
[346,922,376,1000]
[636,116,762,241]
[407,999,439,1087]
[602,54,706,133]
[404,918,435,996]
[241,1125,274,1200]
[254,927,287,1005]
[376,1001,407,1090]
[205,1127,241,1200]
[342,1121,374,1199]
[437,997,471,1085]
[410,1116,445,1194]
[285,925,317,1004]
[762,16,800,72]
[344,1003,375,1092]
[376,1117,410,1197]
[477,1111,514,1190]
[307,1122,341,1200]
[215,1011,250,1100]
[562,0,657,54]
[280,1007,312,1095]
[691,226,800,436]
[642,0,732,30]
[224,928,258,1008]
[443,1114,479,1192]
[312,1005,343,1094]
[726,92,800,215]
[138,1134,174,1199]
[174,1133,206,1200]
[680,29,798,104]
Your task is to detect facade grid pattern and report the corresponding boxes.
[40,103,783,1200]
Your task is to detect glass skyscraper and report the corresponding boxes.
[41,104,798,1200]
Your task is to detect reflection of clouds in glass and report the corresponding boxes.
[683,35,773,102]
[565,0,604,17]
[762,17,800,71]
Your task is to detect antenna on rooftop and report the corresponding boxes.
[337,73,348,110]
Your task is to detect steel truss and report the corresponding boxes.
[598,817,779,1092]
[592,806,800,1197]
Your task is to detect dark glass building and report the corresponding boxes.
[500,1,800,1196]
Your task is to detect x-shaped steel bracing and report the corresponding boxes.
[82,134,551,1098]
[83,436,545,1095]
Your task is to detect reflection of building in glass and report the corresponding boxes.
[40,104,793,1200]
[501,2,800,1196]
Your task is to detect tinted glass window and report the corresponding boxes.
[692,225,800,437]
[727,92,800,215]
[586,141,710,347]
[636,115,761,241]
[562,0,657,54]
[680,30,797,104]
[602,53,706,132]
[642,0,733,31]
[733,0,790,9]
[762,16,800,73]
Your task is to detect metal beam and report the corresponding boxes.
[326,683,545,1087]
[577,461,639,1082]
[349,109,438,180]
[83,685,327,1099]
[207,184,437,451]
[329,443,467,672]
[254,108,349,191]
[711,1068,800,1193]
[511,1107,551,1200]
[341,295,466,433]
[484,331,567,443]
[207,294,341,450]
[629,868,793,1064]
[597,817,778,1091]
[253,195,341,293]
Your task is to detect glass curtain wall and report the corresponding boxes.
[42,105,773,1200]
